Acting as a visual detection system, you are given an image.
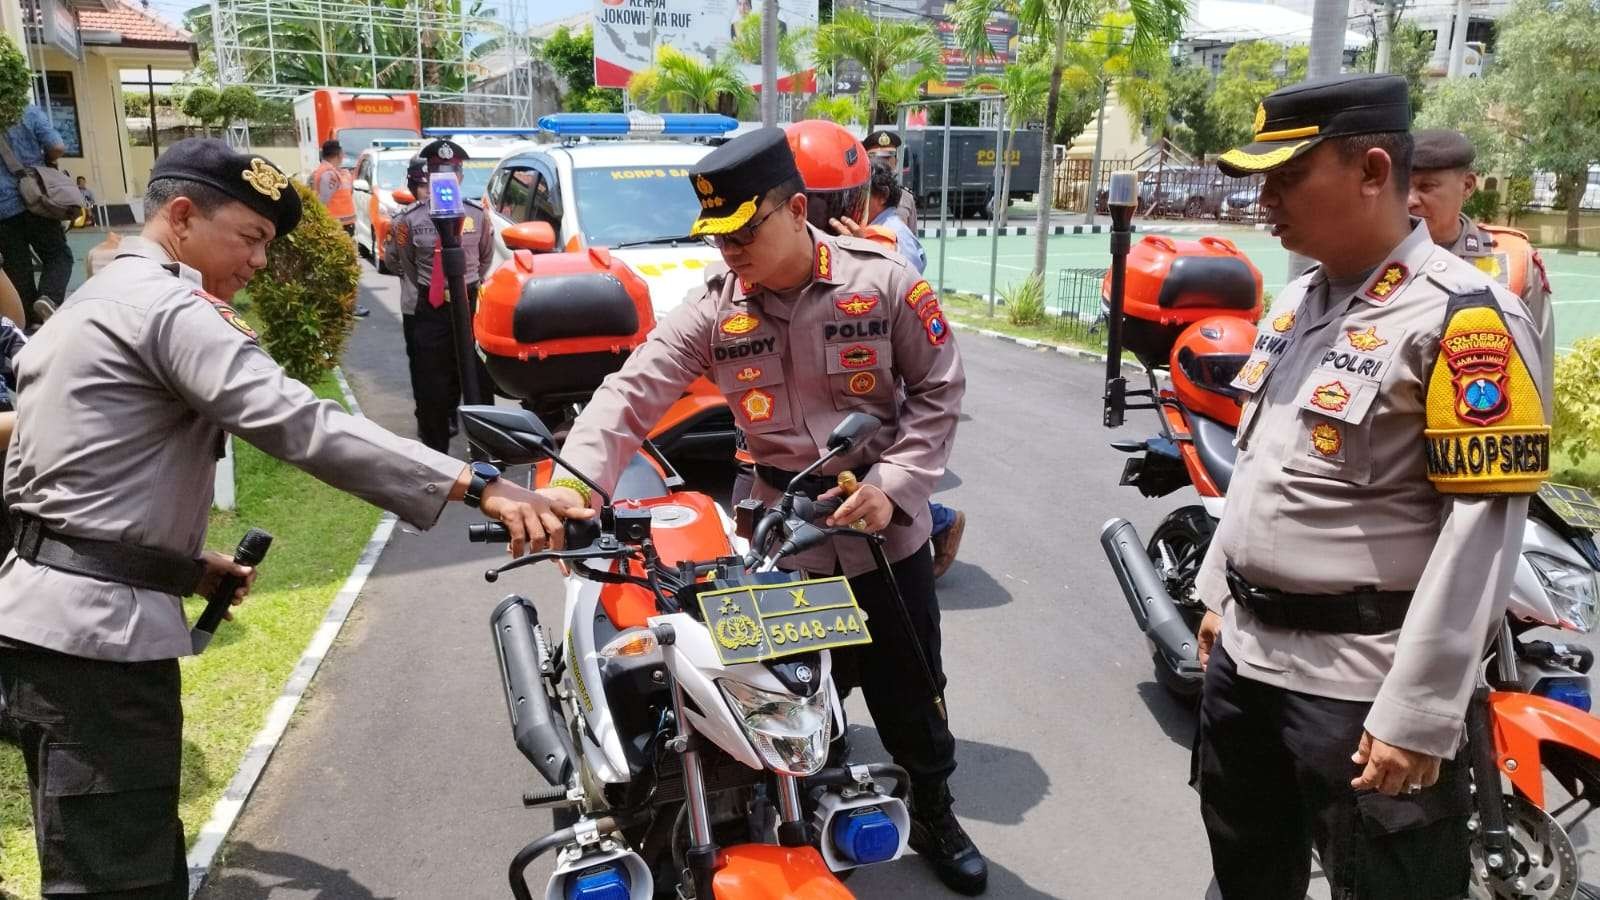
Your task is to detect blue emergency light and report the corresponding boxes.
[565,863,631,900]
[536,112,739,138]
[830,806,900,865]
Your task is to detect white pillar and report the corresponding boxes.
[213,435,236,511]
[1446,0,1471,78]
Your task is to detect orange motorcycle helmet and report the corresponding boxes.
[1170,315,1255,428]
[785,119,870,230]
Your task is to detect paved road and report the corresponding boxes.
[200,261,1600,899]
[200,263,1216,899]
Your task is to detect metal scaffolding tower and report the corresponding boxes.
[208,0,535,147]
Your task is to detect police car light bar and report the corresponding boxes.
[535,112,739,137]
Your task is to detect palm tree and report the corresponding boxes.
[727,13,814,118]
[814,9,942,128]
[954,0,1188,279]
[629,46,754,115]
[808,94,866,126]
[1064,11,1173,224]
[967,62,1050,227]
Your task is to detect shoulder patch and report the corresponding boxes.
[1364,262,1408,302]
[195,289,258,341]
[1423,289,1549,494]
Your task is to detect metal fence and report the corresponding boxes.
[1053,152,1265,224]
[1051,267,1109,348]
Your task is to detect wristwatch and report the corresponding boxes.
[463,461,501,509]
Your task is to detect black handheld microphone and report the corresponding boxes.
[191,528,273,653]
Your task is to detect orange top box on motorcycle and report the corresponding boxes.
[1105,235,1263,365]
[474,246,656,404]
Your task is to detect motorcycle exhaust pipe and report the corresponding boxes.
[491,595,575,788]
[1099,518,1204,682]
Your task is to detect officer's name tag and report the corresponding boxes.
[699,576,873,666]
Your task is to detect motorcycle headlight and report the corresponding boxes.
[718,678,830,776]
[1528,551,1600,633]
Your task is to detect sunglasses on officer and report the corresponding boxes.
[703,202,787,250]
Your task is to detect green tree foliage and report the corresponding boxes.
[181,86,219,123]
[543,25,624,114]
[1207,40,1309,150]
[0,35,30,128]
[628,46,753,115]
[248,182,359,383]
[808,94,865,126]
[953,0,1186,279]
[1354,22,1433,119]
[1416,0,1600,246]
[1142,65,1232,157]
[814,9,942,127]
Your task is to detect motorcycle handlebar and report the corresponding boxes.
[468,522,510,543]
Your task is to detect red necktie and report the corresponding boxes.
[427,244,445,308]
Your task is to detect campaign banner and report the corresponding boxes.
[594,0,820,91]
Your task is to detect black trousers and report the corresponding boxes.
[1198,643,1472,900]
[829,543,956,790]
[0,210,72,328]
[402,287,490,453]
[0,637,187,898]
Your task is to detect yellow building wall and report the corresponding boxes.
[35,47,134,204]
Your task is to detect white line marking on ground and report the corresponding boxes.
[185,367,399,898]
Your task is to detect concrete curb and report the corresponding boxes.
[1546,247,1600,258]
[186,366,399,897]
[946,317,1147,375]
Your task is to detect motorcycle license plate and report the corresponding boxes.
[1539,482,1600,531]
[698,576,872,666]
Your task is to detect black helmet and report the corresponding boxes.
[405,155,427,190]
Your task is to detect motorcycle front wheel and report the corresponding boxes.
[1145,506,1213,701]
[1469,792,1580,900]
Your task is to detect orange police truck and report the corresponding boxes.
[294,89,422,175]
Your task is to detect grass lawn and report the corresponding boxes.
[0,373,382,899]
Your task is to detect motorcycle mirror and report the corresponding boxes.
[827,413,880,452]
[459,405,557,464]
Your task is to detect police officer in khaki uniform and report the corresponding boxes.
[0,138,580,898]
[864,129,918,231]
[535,128,988,894]
[382,141,497,452]
[1192,75,1551,898]
[1409,128,1554,368]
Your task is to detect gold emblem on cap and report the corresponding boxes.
[1253,104,1266,136]
[878,133,892,147]
[242,157,289,201]
[694,174,715,196]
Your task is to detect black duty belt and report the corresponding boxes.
[1226,566,1411,635]
[12,515,205,597]
[755,464,870,498]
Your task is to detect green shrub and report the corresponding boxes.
[247,181,358,383]
[0,36,29,128]
[181,86,218,123]
[1004,272,1047,327]
[1554,337,1600,464]
[1463,187,1500,224]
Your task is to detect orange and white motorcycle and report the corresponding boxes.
[1098,235,1600,900]
[460,406,917,900]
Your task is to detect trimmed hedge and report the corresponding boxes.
[247,181,359,383]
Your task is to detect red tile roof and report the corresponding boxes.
[78,0,194,49]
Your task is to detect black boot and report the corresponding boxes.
[909,781,988,895]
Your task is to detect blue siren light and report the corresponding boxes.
[1536,677,1593,713]
[565,863,630,900]
[536,112,739,138]
[830,805,900,865]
